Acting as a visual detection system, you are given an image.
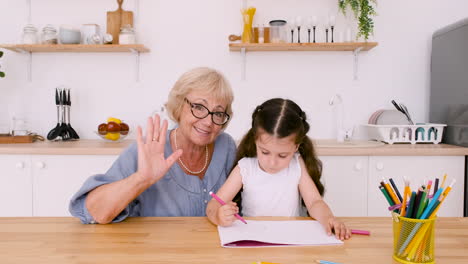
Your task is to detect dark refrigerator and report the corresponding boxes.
[429,17,468,216]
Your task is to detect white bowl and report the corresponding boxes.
[59,27,81,44]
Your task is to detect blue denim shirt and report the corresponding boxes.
[69,130,237,224]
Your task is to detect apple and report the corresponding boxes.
[120,122,129,135]
[98,123,108,135]
[107,121,121,133]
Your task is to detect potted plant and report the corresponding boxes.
[338,0,377,41]
[0,51,5,78]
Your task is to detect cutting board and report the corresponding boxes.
[107,0,134,44]
[0,135,34,144]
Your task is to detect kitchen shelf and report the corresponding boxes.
[0,44,150,53]
[229,42,378,52]
[229,42,379,80]
[0,44,150,82]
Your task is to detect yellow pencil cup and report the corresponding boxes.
[392,216,436,264]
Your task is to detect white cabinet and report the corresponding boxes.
[0,155,33,216]
[319,156,368,217]
[32,155,116,216]
[368,156,464,217]
[0,154,116,217]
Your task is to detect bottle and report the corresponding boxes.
[258,24,265,43]
[119,24,136,44]
[41,24,58,44]
[22,24,38,44]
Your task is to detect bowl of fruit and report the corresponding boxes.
[96,117,130,142]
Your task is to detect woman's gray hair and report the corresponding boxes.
[165,67,234,127]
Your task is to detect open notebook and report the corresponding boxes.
[217,220,344,248]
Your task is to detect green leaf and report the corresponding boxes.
[0,51,3,58]
[0,72,5,78]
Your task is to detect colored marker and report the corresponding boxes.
[351,229,370,235]
[315,260,343,264]
[209,192,247,224]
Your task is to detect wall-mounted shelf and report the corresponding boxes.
[0,44,150,53]
[229,42,378,80]
[229,42,377,52]
[0,44,150,81]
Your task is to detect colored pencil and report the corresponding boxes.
[406,191,416,218]
[440,173,447,188]
[433,178,439,194]
[389,178,403,202]
[379,186,394,206]
[400,177,410,216]
[209,192,247,224]
[383,177,400,204]
[351,229,370,235]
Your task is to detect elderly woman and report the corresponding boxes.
[69,67,236,224]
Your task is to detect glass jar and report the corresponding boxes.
[22,24,38,44]
[119,24,136,44]
[269,20,287,43]
[41,24,58,44]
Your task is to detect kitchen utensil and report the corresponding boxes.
[391,100,414,125]
[107,0,134,44]
[391,100,403,113]
[399,103,414,125]
[65,89,79,139]
[58,89,71,140]
[228,34,241,42]
[46,88,61,140]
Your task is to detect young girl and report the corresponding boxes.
[206,98,351,240]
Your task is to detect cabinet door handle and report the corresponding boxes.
[35,162,45,169]
[376,162,384,171]
[16,162,25,169]
[354,162,362,171]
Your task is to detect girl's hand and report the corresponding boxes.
[216,202,239,227]
[136,115,183,185]
[325,217,351,240]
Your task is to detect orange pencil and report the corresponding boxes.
[383,177,400,204]
[400,176,410,216]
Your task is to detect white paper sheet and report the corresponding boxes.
[217,220,344,248]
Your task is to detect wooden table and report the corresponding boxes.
[1,217,467,264]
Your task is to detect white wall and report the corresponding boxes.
[1,0,468,141]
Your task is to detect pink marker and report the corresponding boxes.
[351,229,370,235]
[209,191,247,224]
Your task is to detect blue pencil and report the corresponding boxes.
[315,260,342,264]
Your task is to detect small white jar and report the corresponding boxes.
[119,24,136,44]
[22,24,38,44]
[41,24,58,44]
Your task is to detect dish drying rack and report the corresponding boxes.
[363,124,446,144]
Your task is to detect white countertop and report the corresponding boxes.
[1,139,468,156]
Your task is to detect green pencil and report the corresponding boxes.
[416,191,427,219]
[406,191,417,218]
[379,186,395,206]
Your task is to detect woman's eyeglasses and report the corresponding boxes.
[184,98,230,125]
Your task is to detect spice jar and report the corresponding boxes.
[41,24,58,44]
[119,24,136,44]
[22,24,39,44]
